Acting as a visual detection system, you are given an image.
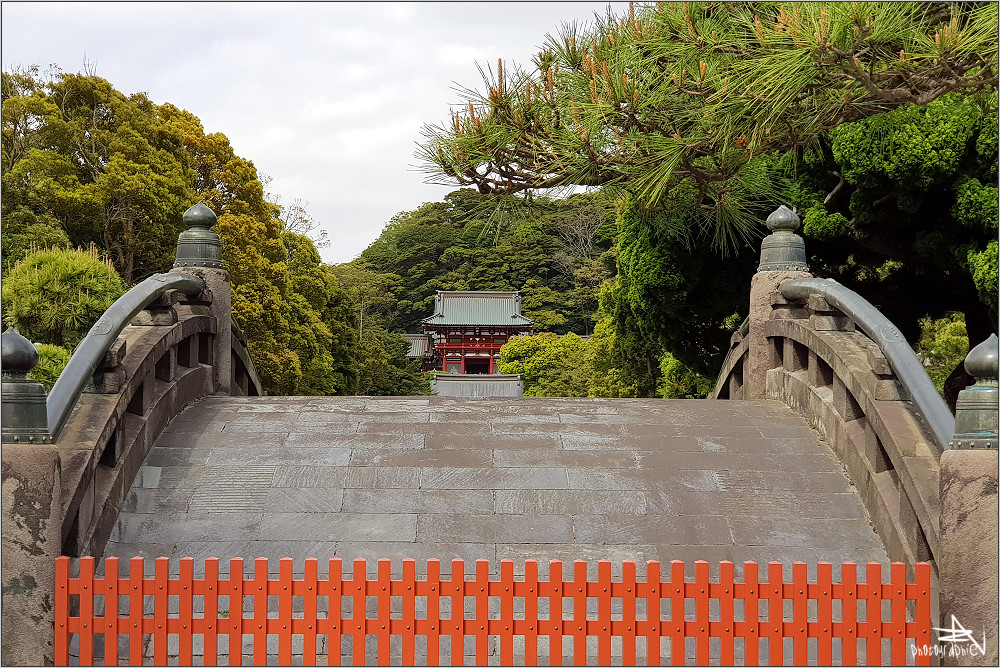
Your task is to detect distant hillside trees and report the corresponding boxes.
[1,67,366,396]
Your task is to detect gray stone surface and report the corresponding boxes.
[99,396,890,663]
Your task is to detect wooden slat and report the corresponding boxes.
[888,562,906,666]
[643,560,662,667]
[596,560,613,666]
[228,558,244,667]
[524,559,539,666]
[571,560,587,666]
[913,562,932,667]
[743,561,760,667]
[815,561,833,666]
[55,556,70,666]
[204,557,220,666]
[473,559,490,666]
[104,557,120,666]
[427,558,442,667]
[791,561,807,666]
[277,558,294,666]
[766,562,783,667]
[153,557,168,666]
[178,557,194,665]
[717,560,735,666]
[450,558,465,666]
[669,560,685,666]
[621,560,637,666]
[328,558,343,667]
[840,561,858,666]
[302,558,319,666]
[78,556,94,666]
[864,562,882,666]
[499,559,514,666]
[548,560,564,667]
[349,558,366,666]
[693,560,710,666]
[401,558,417,666]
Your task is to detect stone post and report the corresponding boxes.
[171,202,232,394]
[1,328,61,665]
[939,334,999,665]
[746,206,812,398]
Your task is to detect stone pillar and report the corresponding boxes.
[1,328,61,665]
[746,206,812,398]
[940,334,999,666]
[170,202,232,395]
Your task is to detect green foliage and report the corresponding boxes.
[356,327,431,396]
[802,204,850,241]
[1,206,71,272]
[28,343,71,390]
[496,332,591,397]
[967,240,998,318]
[1,246,126,348]
[915,313,969,396]
[340,189,617,337]
[657,352,714,399]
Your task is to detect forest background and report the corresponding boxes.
[2,2,996,403]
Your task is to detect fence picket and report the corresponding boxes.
[693,560,710,666]
[327,558,342,667]
[277,558,293,666]
[841,561,858,666]
[302,558,318,666]
[473,559,490,666]
[865,562,882,666]
[78,557,94,666]
[53,556,932,667]
[499,559,514,665]
[717,560,735,666]
[227,558,244,668]
[570,560,587,666]
[743,560,760,667]
[668,560,685,666]
[349,558,366,666]
[375,559,392,667]
[643,560,662,667]
[791,562,807,666]
[153,557,168,666]
[888,562,906,665]
[524,559,539,666]
[621,560,638,666]
[104,556,119,666]
[450,558,465,666]
[548,560,564,666]
[178,557,194,665]
[815,561,833,666]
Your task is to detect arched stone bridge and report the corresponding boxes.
[2,204,997,666]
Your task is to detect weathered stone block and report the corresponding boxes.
[131,307,178,326]
[939,450,999,666]
[1,443,61,666]
[810,313,856,332]
[865,343,893,377]
[85,367,127,394]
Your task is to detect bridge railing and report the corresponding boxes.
[1,202,263,666]
[713,205,999,665]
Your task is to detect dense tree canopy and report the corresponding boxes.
[419,1,998,395]
[0,68,374,396]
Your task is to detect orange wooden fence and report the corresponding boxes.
[55,556,932,666]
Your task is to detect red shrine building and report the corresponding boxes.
[407,291,533,374]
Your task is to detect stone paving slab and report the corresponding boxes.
[97,396,891,663]
[105,396,887,576]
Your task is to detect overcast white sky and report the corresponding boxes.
[2,1,632,264]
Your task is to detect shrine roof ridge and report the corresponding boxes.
[421,290,533,328]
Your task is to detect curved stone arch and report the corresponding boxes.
[761,313,940,571]
[56,295,263,557]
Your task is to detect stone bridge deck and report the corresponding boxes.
[104,396,887,577]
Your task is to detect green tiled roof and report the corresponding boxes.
[422,291,533,328]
